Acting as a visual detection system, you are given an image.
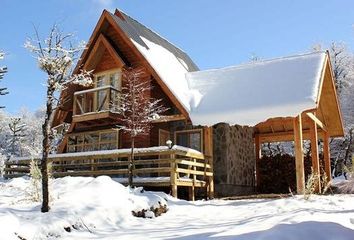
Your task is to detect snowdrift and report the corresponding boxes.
[0,176,169,239]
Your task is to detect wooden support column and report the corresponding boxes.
[73,95,77,115]
[203,126,214,199]
[255,134,261,190]
[309,119,321,193]
[323,131,332,182]
[170,153,178,198]
[293,115,305,194]
[188,157,196,201]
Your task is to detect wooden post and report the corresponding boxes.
[293,115,305,194]
[73,95,77,115]
[188,158,196,201]
[107,87,111,111]
[170,153,177,198]
[309,119,321,193]
[255,134,261,190]
[203,126,214,199]
[323,131,332,182]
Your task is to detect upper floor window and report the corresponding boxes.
[95,69,122,90]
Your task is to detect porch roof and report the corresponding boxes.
[186,51,344,138]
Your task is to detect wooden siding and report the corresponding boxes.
[94,49,121,73]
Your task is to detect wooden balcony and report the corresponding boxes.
[72,86,120,122]
[4,146,214,200]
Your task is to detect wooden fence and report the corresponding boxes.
[4,146,214,200]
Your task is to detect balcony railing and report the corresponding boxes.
[73,86,120,116]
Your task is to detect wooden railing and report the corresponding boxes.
[73,86,120,116]
[4,146,214,200]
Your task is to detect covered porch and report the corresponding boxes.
[186,51,344,195]
[255,113,332,194]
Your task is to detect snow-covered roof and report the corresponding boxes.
[105,11,331,128]
[110,11,199,112]
[186,52,327,126]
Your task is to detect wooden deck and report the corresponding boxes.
[4,146,214,200]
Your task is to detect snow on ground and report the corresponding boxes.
[0,176,353,240]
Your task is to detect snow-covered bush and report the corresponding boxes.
[304,168,319,200]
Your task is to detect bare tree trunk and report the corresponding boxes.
[41,87,53,213]
[344,129,353,164]
[343,129,353,179]
[128,136,135,187]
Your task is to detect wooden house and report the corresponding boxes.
[6,9,344,199]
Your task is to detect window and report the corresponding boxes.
[94,70,122,111]
[67,129,119,153]
[94,70,122,89]
[174,129,203,152]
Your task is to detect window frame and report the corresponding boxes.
[66,128,119,153]
[94,68,122,90]
[174,129,203,152]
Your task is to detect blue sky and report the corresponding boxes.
[1,0,354,114]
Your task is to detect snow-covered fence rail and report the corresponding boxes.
[4,146,214,200]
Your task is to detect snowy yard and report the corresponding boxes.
[0,176,353,240]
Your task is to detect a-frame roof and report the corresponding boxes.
[83,33,125,71]
[74,9,198,118]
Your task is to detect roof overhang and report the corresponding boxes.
[255,52,344,141]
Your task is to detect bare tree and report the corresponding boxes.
[0,51,8,108]
[7,117,26,157]
[25,25,92,212]
[115,67,168,186]
[329,42,354,95]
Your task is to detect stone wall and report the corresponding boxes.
[213,123,256,197]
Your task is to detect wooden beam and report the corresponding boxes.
[151,114,186,123]
[255,134,261,190]
[309,119,321,193]
[306,112,327,132]
[257,129,325,143]
[323,131,332,182]
[293,115,305,194]
[203,126,214,199]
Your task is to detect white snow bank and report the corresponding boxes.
[0,176,168,239]
[332,175,354,193]
[186,52,327,126]
[1,176,354,239]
